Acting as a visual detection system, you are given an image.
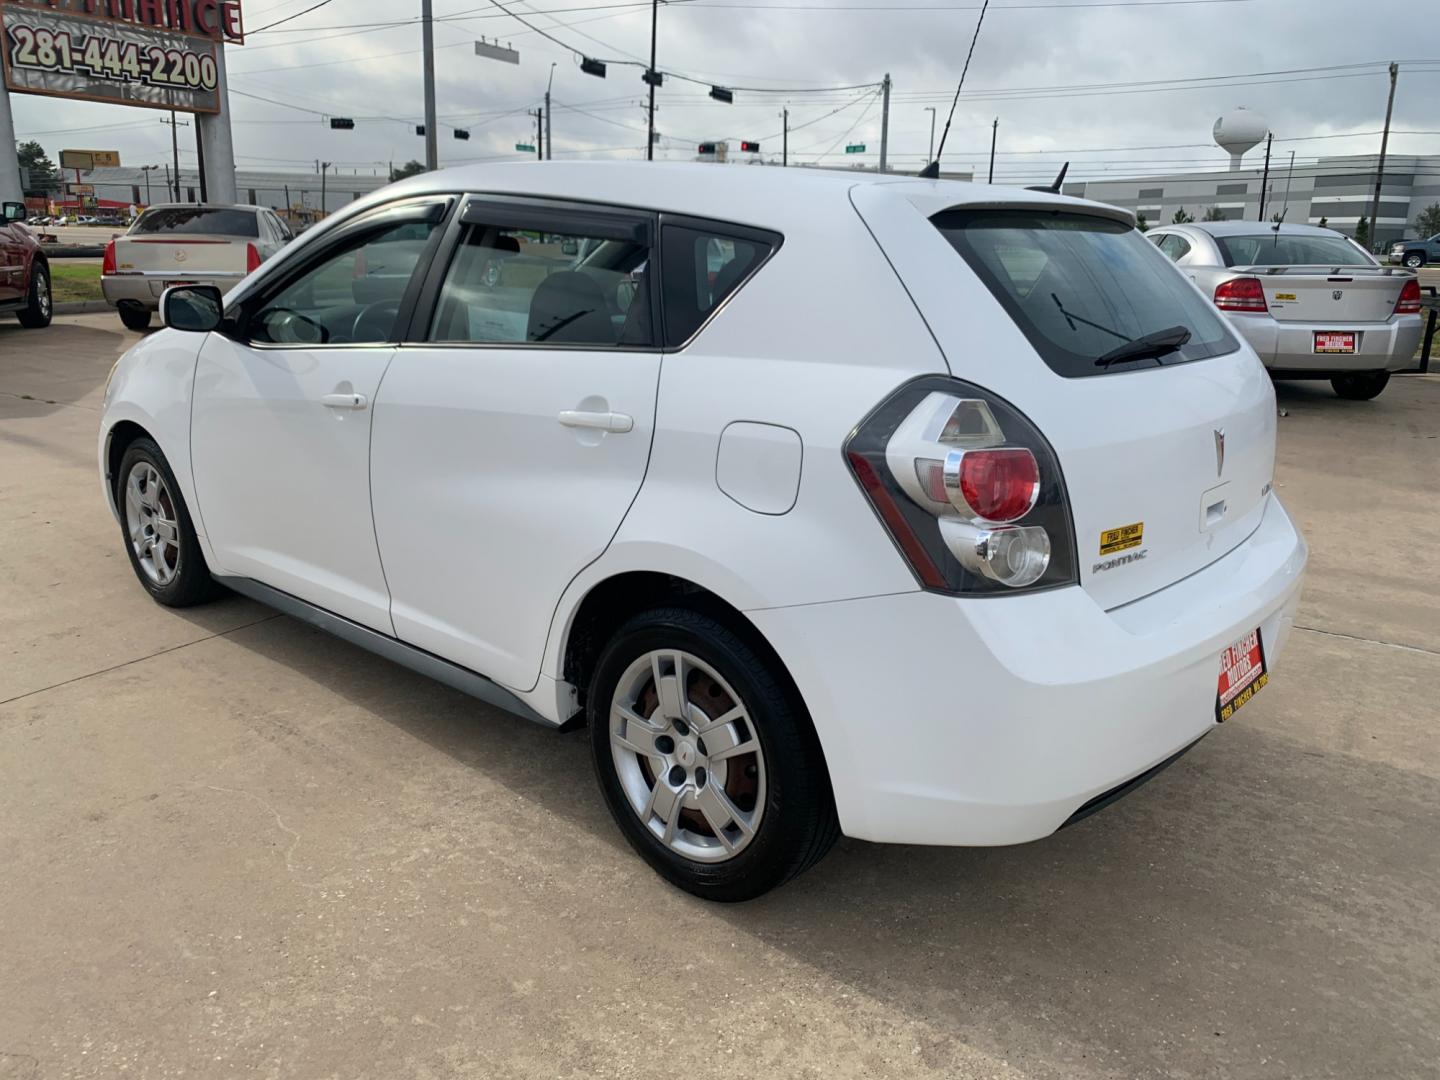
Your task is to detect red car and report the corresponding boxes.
[1,200,53,329]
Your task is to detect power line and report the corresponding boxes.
[249,0,337,34]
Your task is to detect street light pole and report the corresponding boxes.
[783,107,788,167]
[878,72,891,173]
[646,0,658,161]
[924,106,936,163]
[988,117,998,184]
[421,0,439,171]
[545,62,556,160]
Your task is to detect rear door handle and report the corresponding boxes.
[321,392,368,410]
[558,409,633,434]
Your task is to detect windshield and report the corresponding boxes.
[1216,233,1372,267]
[934,209,1238,378]
[132,207,259,238]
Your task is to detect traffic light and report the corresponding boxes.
[642,69,663,87]
[581,56,606,78]
[709,86,733,103]
[329,118,355,130]
[415,125,425,136]
[697,142,717,154]
[741,140,759,153]
[454,129,470,140]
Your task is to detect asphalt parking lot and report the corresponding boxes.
[2,313,1438,1079]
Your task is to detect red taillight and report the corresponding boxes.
[956,448,1040,524]
[1214,277,1268,313]
[1395,277,1422,315]
[246,243,262,273]
[102,239,116,276]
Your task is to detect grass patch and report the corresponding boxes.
[47,262,104,303]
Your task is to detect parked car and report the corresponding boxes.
[101,203,294,330]
[1389,233,1440,268]
[1149,222,1423,399]
[99,163,1307,899]
[0,200,52,328]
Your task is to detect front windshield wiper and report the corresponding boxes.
[1095,325,1191,368]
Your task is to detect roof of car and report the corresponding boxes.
[352,160,1125,230]
[141,203,262,213]
[1179,220,1346,238]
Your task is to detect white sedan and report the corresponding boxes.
[98,163,1306,899]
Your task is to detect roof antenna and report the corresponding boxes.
[1271,206,1288,231]
[918,0,990,181]
[1027,160,1069,194]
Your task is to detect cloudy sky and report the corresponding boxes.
[12,0,1440,185]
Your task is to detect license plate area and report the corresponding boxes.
[1216,628,1267,722]
[1314,331,1356,354]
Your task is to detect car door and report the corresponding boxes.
[369,196,661,691]
[0,220,23,303]
[190,197,451,631]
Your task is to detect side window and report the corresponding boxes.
[245,215,441,345]
[1157,234,1192,262]
[659,224,776,345]
[428,219,652,347]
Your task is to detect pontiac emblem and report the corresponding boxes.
[1214,428,1226,477]
[1332,289,1343,300]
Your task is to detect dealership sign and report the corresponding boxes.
[1,0,244,114]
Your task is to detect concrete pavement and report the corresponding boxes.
[2,314,1438,1079]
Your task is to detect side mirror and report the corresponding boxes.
[2,201,26,223]
[162,284,224,332]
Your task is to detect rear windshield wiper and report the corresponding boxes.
[1095,325,1192,368]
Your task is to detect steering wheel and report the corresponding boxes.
[350,299,401,343]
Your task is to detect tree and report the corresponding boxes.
[15,140,58,194]
[1134,211,1148,232]
[389,160,426,182]
[1355,216,1370,248]
[1412,202,1440,239]
[1202,206,1227,222]
[1171,206,1193,224]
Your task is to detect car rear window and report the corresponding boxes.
[1215,233,1371,267]
[934,209,1238,378]
[132,207,259,238]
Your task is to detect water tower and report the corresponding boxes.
[1213,107,1269,171]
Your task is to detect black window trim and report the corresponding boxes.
[656,212,783,351]
[403,193,664,353]
[226,196,455,350]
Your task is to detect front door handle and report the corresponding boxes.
[558,409,633,434]
[322,392,368,410]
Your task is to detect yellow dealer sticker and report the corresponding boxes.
[1275,292,1297,301]
[1099,521,1144,555]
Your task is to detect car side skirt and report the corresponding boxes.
[215,575,561,730]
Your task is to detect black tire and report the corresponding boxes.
[588,606,839,902]
[118,303,153,331]
[114,437,220,607]
[16,261,52,329]
[1331,371,1390,401]
[1404,253,1425,269]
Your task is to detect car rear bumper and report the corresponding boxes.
[102,272,245,310]
[1227,312,1424,373]
[748,494,1307,847]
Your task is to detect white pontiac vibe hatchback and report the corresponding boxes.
[100,163,1307,900]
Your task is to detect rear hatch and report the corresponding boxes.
[852,184,1276,610]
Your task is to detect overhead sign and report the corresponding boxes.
[515,143,535,153]
[0,0,243,114]
[845,144,866,154]
[60,149,121,170]
[474,38,517,64]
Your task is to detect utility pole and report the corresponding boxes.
[878,73,891,173]
[1257,132,1272,221]
[988,117,998,184]
[646,0,658,161]
[421,0,439,171]
[141,164,157,206]
[545,62,556,160]
[1281,150,1296,219]
[167,111,182,199]
[924,106,936,164]
[533,110,544,159]
[164,163,172,203]
[195,125,208,202]
[1367,61,1399,252]
[782,107,788,167]
[319,162,330,219]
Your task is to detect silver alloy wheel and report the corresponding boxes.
[610,649,767,863]
[123,462,180,586]
[36,268,51,318]
[1405,254,1424,268]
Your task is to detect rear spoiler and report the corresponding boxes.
[1233,264,1410,276]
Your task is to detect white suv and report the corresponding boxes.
[99,163,1307,900]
